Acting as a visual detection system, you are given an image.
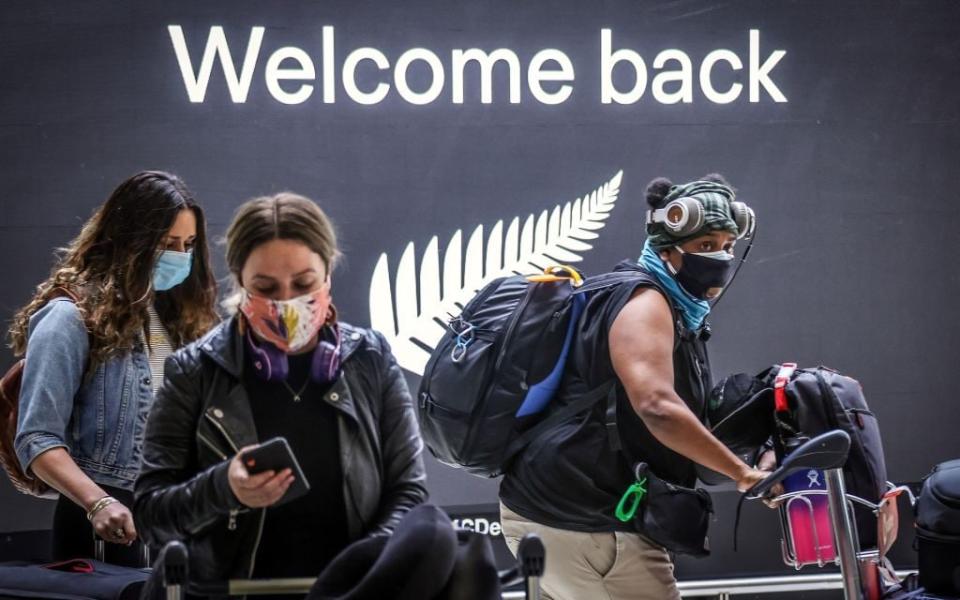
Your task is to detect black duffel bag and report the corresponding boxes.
[916,459,960,594]
[617,462,714,557]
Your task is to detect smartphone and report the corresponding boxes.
[240,437,311,506]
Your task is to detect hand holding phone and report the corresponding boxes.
[229,438,311,508]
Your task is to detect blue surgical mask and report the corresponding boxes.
[153,250,193,291]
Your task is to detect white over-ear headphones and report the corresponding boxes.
[646,181,755,240]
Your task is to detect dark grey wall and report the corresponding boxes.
[1,0,958,577]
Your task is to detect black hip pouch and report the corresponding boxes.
[618,462,713,557]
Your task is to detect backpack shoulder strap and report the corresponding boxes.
[48,286,81,304]
[579,269,687,349]
[38,286,91,373]
[575,269,659,295]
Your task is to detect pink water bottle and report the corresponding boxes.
[782,441,837,566]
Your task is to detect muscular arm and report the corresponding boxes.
[609,288,756,488]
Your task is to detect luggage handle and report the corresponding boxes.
[93,537,151,567]
[159,533,546,600]
[746,430,850,500]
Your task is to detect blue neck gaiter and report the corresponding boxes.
[639,240,710,331]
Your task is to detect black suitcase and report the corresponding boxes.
[916,459,960,594]
[0,558,148,600]
[0,533,150,600]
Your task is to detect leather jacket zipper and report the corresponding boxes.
[248,509,266,577]
[203,409,244,533]
[197,432,228,461]
[204,410,241,453]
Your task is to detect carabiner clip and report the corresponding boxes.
[614,478,647,522]
[449,322,475,363]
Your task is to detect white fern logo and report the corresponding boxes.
[369,170,623,374]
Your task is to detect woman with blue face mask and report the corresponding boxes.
[7,171,218,565]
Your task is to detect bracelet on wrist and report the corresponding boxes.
[86,496,117,521]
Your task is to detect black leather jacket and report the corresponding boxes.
[133,317,427,582]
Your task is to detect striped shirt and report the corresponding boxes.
[145,304,174,393]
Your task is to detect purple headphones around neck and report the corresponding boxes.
[245,323,342,385]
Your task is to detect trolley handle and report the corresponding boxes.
[746,430,851,500]
[160,532,546,599]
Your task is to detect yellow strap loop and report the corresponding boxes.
[526,265,583,286]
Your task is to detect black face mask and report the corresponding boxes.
[671,249,735,300]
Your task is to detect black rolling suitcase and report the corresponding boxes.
[0,558,149,600]
[915,459,960,595]
[0,536,150,600]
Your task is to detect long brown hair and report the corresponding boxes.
[8,171,219,362]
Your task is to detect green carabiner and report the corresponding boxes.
[614,478,647,522]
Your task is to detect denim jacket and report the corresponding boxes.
[14,298,155,490]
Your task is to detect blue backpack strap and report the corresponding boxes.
[515,293,587,417]
[515,270,657,420]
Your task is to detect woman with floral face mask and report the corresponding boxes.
[134,193,427,588]
[9,171,217,565]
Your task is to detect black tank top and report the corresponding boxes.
[499,260,712,532]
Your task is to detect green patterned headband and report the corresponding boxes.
[646,180,740,249]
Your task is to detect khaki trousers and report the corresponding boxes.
[500,503,680,600]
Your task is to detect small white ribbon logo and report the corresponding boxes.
[807,470,821,488]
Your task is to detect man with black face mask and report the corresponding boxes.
[498,174,771,600]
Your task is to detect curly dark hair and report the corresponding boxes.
[8,171,219,363]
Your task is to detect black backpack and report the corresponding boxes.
[710,364,889,550]
[417,267,655,478]
[915,459,960,594]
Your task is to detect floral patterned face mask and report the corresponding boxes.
[239,282,333,352]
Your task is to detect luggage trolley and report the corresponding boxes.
[746,430,912,600]
[156,532,545,600]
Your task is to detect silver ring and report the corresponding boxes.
[113,528,124,539]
